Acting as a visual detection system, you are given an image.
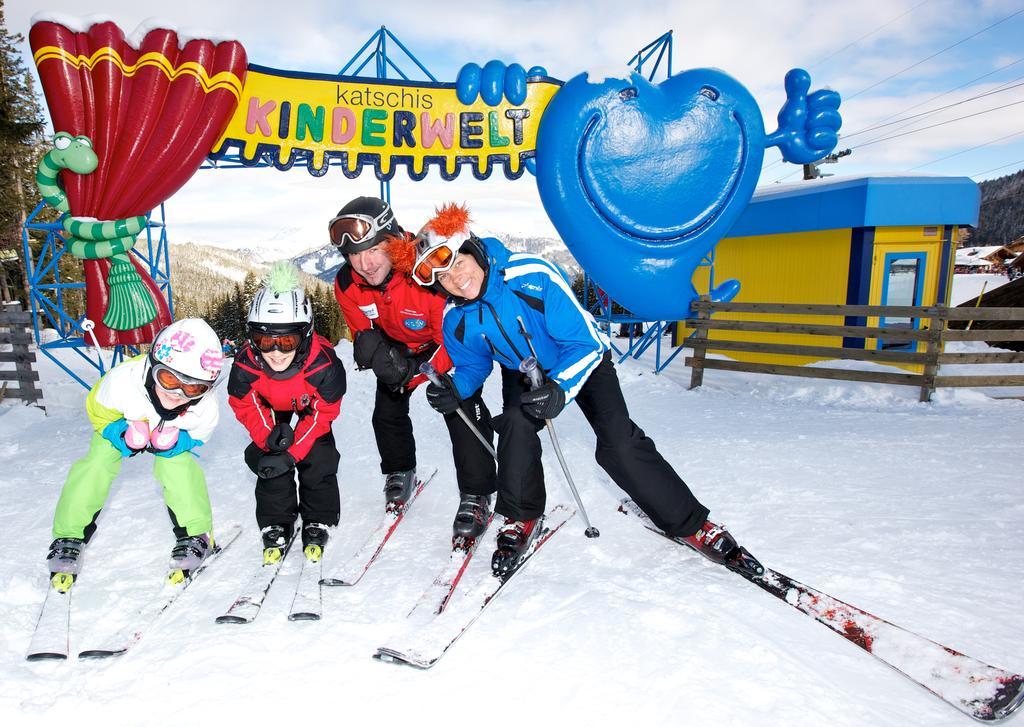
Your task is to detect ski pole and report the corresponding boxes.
[419,362,497,460]
[516,319,600,539]
[80,319,109,374]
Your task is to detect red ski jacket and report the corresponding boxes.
[334,264,452,388]
[227,334,346,461]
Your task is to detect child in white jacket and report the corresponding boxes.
[45,318,225,590]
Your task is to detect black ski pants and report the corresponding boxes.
[244,424,340,530]
[373,379,496,496]
[493,352,709,537]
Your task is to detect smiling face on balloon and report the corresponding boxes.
[574,69,765,244]
[535,68,772,319]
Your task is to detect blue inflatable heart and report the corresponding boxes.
[534,67,840,321]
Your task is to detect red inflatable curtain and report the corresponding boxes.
[30,19,247,346]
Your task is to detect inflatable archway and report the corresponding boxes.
[28,16,840,358]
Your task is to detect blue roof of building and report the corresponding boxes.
[726,175,980,237]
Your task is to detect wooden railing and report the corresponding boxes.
[684,298,1024,402]
[0,302,43,408]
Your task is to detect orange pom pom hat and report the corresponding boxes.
[405,203,488,290]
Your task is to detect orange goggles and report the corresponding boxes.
[412,243,458,286]
[250,330,303,353]
[153,364,212,399]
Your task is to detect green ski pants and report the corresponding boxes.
[52,433,213,541]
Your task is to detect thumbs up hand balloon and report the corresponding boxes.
[766,69,842,165]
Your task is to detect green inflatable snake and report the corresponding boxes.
[36,132,157,330]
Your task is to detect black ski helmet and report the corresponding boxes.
[328,196,401,256]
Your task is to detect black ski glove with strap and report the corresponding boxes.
[521,381,566,420]
[426,373,461,415]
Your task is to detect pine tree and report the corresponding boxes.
[0,3,47,304]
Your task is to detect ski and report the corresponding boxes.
[618,499,1024,722]
[25,581,73,661]
[288,551,323,621]
[216,537,295,625]
[321,468,437,587]
[78,524,242,659]
[405,514,494,627]
[374,504,574,669]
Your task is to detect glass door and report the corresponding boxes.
[878,252,926,351]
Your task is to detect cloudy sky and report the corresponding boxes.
[10,0,1024,249]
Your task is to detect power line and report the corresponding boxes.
[769,94,1024,180]
[771,168,803,184]
[842,76,1024,141]
[843,55,1024,139]
[809,0,933,69]
[850,97,1024,150]
[909,129,1024,170]
[764,55,1024,175]
[845,8,1024,100]
[973,158,1024,179]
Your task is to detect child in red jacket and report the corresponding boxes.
[228,264,346,563]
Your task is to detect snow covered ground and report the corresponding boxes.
[950,272,1010,306]
[2,289,1022,726]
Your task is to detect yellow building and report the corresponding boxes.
[680,175,981,368]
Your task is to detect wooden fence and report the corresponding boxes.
[0,302,43,408]
[684,299,1024,402]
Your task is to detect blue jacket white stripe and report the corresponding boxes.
[442,237,610,404]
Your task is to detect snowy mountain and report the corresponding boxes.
[292,232,582,284]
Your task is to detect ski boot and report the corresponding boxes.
[168,533,211,584]
[46,537,84,593]
[679,520,764,577]
[452,493,492,548]
[261,523,293,565]
[491,517,540,578]
[301,522,330,562]
[383,469,416,514]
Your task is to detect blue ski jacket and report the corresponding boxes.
[442,237,610,404]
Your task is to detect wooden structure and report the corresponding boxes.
[0,302,43,408]
[686,298,1024,402]
[682,176,980,371]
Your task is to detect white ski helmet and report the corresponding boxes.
[149,318,225,383]
[247,262,314,359]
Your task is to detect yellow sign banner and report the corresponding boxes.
[210,64,561,179]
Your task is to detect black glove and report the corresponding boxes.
[425,373,461,415]
[372,344,416,389]
[265,422,294,453]
[257,451,295,479]
[521,381,567,419]
[353,328,385,370]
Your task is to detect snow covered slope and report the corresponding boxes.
[1,339,1022,726]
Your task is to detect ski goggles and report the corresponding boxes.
[411,229,471,286]
[328,207,395,250]
[152,364,212,399]
[249,330,304,354]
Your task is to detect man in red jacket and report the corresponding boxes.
[330,197,495,540]
[228,264,347,562]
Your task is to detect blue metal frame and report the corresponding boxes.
[877,251,927,352]
[21,201,171,388]
[626,30,673,81]
[336,27,436,211]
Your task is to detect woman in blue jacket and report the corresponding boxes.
[411,204,750,576]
